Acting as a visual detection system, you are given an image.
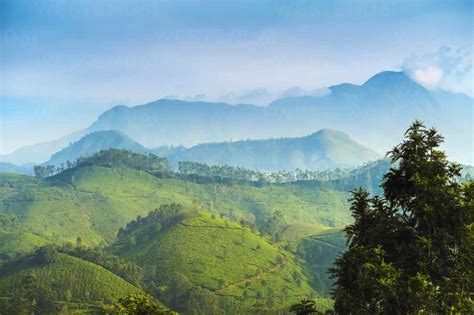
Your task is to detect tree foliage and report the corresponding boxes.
[35,149,171,178]
[330,121,474,313]
[290,298,322,314]
[102,293,177,315]
[3,271,61,314]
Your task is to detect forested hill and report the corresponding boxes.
[167,129,381,171]
[0,247,143,313]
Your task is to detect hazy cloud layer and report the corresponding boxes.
[403,46,473,96]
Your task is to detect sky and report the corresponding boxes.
[0,0,473,154]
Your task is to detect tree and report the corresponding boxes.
[8,271,60,314]
[289,299,322,315]
[102,293,177,314]
[330,121,474,314]
[33,165,47,178]
[35,245,58,265]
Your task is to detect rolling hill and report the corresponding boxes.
[167,129,381,171]
[0,250,142,312]
[0,163,353,247]
[0,231,50,262]
[111,205,332,313]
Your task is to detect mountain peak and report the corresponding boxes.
[362,71,418,89]
[108,104,129,112]
[309,129,349,139]
[46,130,145,166]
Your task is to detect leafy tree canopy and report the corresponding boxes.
[330,120,474,314]
[102,293,177,315]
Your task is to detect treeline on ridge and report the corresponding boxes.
[33,148,392,185]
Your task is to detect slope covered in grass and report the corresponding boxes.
[0,165,351,247]
[0,231,50,259]
[112,209,332,313]
[0,252,142,311]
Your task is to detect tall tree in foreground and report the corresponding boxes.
[330,121,473,314]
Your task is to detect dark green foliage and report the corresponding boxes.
[57,244,144,287]
[102,293,177,314]
[33,165,56,178]
[75,149,170,173]
[117,203,197,244]
[178,159,390,189]
[3,271,61,314]
[293,159,390,195]
[330,121,474,314]
[178,161,267,185]
[290,299,322,314]
[34,245,58,265]
[296,231,346,295]
[45,148,172,179]
[260,210,286,241]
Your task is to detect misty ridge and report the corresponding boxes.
[1,71,472,172]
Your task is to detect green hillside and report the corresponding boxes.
[0,231,50,261]
[0,164,352,247]
[296,230,347,295]
[112,205,332,313]
[0,251,142,313]
[0,152,391,313]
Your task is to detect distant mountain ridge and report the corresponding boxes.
[3,71,472,166]
[40,128,379,172]
[0,162,34,175]
[167,129,381,171]
[87,71,473,164]
[45,130,146,166]
[0,130,85,165]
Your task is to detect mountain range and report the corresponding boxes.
[166,129,381,171]
[1,71,472,166]
[39,128,380,172]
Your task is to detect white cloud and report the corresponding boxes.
[402,46,473,96]
[412,66,443,88]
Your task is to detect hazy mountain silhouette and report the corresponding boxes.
[3,71,472,166]
[45,130,146,166]
[167,129,381,171]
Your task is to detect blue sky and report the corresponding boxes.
[1,0,473,153]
